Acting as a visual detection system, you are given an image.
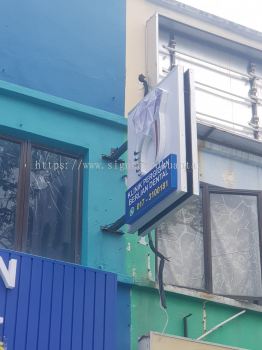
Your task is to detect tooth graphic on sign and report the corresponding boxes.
[126,66,199,234]
[131,88,167,177]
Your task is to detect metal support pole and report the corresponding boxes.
[197,310,246,341]
[183,313,192,337]
[162,31,176,72]
[202,301,207,334]
[248,63,260,139]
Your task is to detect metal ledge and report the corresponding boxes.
[197,121,262,157]
[0,79,127,129]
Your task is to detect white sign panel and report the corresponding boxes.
[126,66,198,234]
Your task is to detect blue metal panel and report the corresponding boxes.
[72,268,85,349]
[94,273,106,350]
[14,255,32,348]
[116,284,131,350]
[3,253,21,349]
[83,271,96,349]
[60,265,74,350]
[26,258,43,349]
[0,249,117,350]
[104,274,117,350]
[48,263,64,349]
[38,261,53,350]
[0,251,9,341]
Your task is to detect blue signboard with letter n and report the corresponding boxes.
[0,249,117,350]
[126,154,177,225]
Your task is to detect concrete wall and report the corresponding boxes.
[0,0,126,115]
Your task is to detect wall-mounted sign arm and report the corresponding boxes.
[100,214,126,235]
[102,141,127,164]
[197,310,246,341]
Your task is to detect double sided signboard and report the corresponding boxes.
[126,66,199,234]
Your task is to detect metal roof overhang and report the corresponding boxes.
[197,122,262,157]
[158,15,262,61]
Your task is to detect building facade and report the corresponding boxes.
[125,1,262,350]
[0,79,129,349]
[0,1,261,350]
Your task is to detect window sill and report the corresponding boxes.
[118,275,262,312]
[163,284,262,313]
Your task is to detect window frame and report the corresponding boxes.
[0,134,83,263]
[157,182,262,301]
[203,183,262,301]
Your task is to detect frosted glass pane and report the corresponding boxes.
[211,193,262,297]
[157,194,205,289]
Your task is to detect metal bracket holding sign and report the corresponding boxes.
[100,215,126,235]
[101,141,127,164]
[126,66,199,235]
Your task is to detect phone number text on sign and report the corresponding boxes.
[126,154,177,224]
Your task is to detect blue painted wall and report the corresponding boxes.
[0,0,126,115]
[0,80,127,277]
[0,80,130,349]
[0,248,117,350]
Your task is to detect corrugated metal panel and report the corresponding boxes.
[0,249,117,350]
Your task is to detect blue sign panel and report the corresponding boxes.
[0,249,117,350]
[126,154,177,224]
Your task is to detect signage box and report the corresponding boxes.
[126,66,199,234]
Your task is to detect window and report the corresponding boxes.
[0,136,82,262]
[157,193,205,290]
[157,184,262,300]
[0,138,20,249]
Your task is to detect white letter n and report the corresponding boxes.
[0,257,17,289]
